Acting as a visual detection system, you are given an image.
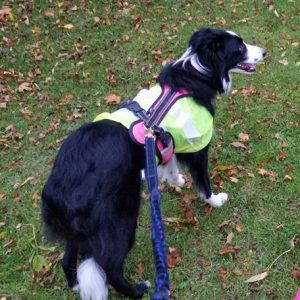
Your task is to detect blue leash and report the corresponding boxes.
[145,129,170,300]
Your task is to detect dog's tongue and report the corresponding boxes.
[237,63,256,72]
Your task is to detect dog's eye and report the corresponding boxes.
[238,45,245,52]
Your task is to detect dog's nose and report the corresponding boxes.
[262,49,267,58]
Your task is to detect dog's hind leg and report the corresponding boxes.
[96,252,150,299]
[61,241,78,289]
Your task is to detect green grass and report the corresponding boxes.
[1,1,299,299]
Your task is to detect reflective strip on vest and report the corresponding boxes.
[94,85,213,153]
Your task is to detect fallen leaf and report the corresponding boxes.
[62,24,74,30]
[284,175,292,181]
[32,190,40,208]
[258,169,278,181]
[238,133,250,142]
[229,177,238,183]
[13,194,22,202]
[198,257,208,268]
[290,269,300,281]
[239,86,259,97]
[281,141,288,148]
[167,247,181,269]
[275,224,284,230]
[44,9,55,17]
[105,94,121,105]
[32,27,41,35]
[235,224,244,233]
[278,59,288,66]
[18,82,33,92]
[247,172,255,178]
[136,261,145,275]
[231,142,247,149]
[218,220,231,228]
[0,192,5,201]
[245,271,268,283]
[214,165,233,171]
[204,205,213,216]
[219,246,241,255]
[220,267,231,289]
[60,93,74,104]
[274,133,281,139]
[226,232,234,244]
[278,151,288,159]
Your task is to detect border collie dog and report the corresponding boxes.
[42,28,266,300]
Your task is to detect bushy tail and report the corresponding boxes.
[75,258,108,300]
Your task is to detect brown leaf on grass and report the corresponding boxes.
[167,247,181,269]
[226,232,234,244]
[204,204,213,216]
[20,107,32,120]
[213,165,234,171]
[239,86,259,97]
[180,194,200,228]
[44,9,55,17]
[181,206,200,229]
[0,192,6,201]
[105,94,121,105]
[278,151,288,159]
[229,177,238,183]
[181,194,197,206]
[281,141,288,148]
[235,223,244,233]
[220,267,232,289]
[0,7,11,16]
[238,133,250,142]
[136,261,145,275]
[218,220,231,228]
[32,190,40,208]
[284,175,292,181]
[61,23,74,30]
[219,246,241,255]
[59,93,74,104]
[258,168,278,181]
[278,59,288,66]
[231,142,247,149]
[291,269,300,280]
[13,194,22,202]
[198,257,208,268]
[18,82,33,92]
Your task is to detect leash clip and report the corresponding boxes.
[145,126,155,138]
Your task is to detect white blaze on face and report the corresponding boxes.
[244,43,266,64]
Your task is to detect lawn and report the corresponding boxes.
[0,1,299,299]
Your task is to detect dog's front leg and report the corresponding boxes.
[177,147,229,208]
[157,154,185,187]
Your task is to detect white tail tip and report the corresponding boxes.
[75,258,108,300]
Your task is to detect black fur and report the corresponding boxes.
[41,28,259,299]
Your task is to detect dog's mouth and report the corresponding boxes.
[236,62,256,73]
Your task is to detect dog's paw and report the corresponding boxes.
[205,192,229,208]
[172,173,185,187]
[72,284,80,292]
[133,281,151,299]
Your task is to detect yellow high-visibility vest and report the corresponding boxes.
[94,85,213,153]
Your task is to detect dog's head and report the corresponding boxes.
[174,28,266,94]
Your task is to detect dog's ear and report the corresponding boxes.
[189,28,228,93]
[189,28,224,53]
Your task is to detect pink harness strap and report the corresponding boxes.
[128,85,190,164]
[294,288,300,300]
